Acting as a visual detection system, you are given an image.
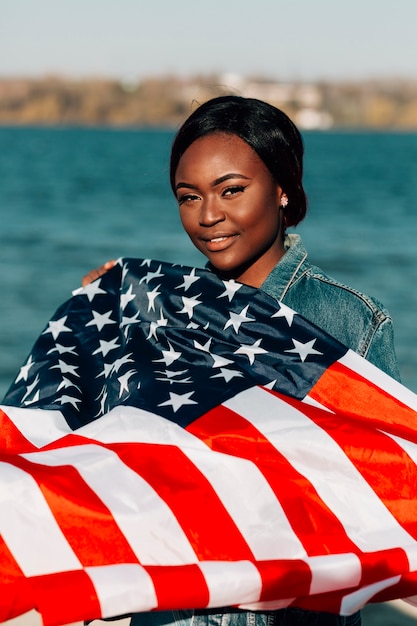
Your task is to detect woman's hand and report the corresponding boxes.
[81,260,116,287]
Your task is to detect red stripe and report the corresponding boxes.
[310,361,417,441]
[112,441,255,561]
[0,408,36,453]
[145,564,210,609]
[0,536,36,622]
[6,454,139,567]
[187,404,359,557]
[29,570,101,626]
[256,559,312,602]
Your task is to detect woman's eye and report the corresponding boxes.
[178,193,200,205]
[223,185,246,197]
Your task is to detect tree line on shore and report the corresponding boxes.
[1,74,417,129]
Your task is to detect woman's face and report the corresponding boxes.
[174,132,286,288]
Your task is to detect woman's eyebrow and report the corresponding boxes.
[211,173,250,186]
[175,173,250,192]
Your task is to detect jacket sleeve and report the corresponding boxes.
[362,316,401,382]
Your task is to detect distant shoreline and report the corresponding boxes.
[1,74,417,130]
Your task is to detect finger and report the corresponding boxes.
[81,260,116,287]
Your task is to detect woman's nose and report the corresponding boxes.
[199,197,225,226]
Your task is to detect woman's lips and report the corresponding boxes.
[203,234,238,251]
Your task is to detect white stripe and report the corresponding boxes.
[224,387,417,552]
[198,560,262,607]
[307,553,362,595]
[340,575,401,615]
[0,461,81,576]
[79,405,306,560]
[23,444,198,565]
[1,404,71,447]
[339,350,417,411]
[86,564,158,616]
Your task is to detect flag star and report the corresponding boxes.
[176,268,200,291]
[86,310,116,331]
[224,305,254,333]
[154,341,182,366]
[140,259,152,267]
[178,294,202,319]
[121,311,141,328]
[211,368,244,382]
[194,338,212,352]
[47,343,77,356]
[22,374,40,402]
[43,316,72,340]
[147,309,168,339]
[50,360,80,377]
[57,376,81,392]
[139,264,164,284]
[118,370,136,397]
[158,391,197,412]
[96,362,114,379]
[24,389,40,405]
[58,394,82,409]
[218,279,242,302]
[285,338,323,362]
[147,284,161,312]
[15,355,35,383]
[78,280,106,302]
[120,284,136,310]
[272,303,297,327]
[111,353,135,373]
[193,339,233,367]
[234,339,267,365]
[93,337,121,357]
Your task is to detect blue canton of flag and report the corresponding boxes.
[3,258,347,429]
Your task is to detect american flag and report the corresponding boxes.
[2,258,417,626]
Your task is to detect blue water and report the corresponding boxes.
[1,127,417,623]
[1,127,417,401]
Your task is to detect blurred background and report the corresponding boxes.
[1,1,417,624]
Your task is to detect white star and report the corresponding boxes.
[78,280,106,302]
[153,341,182,366]
[118,370,136,397]
[22,374,40,403]
[24,389,40,406]
[147,309,168,339]
[177,294,202,319]
[112,353,134,373]
[224,305,254,333]
[194,338,212,352]
[285,338,323,362]
[86,310,116,331]
[50,360,80,377]
[140,259,152,267]
[176,268,200,291]
[92,337,120,357]
[272,303,297,327]
[234,339,267,365]
[47,344,77,356]
[15,355,35,383]
[158,391,197,412]
[193,338,233,368]
[43,316,72,340]
[96,363,114,379]
[139,264,164,284]
[147,284,161,312]
[211,368,244,382]
[57,376,81,392]
[120,284,136,310]
[155,369,192,384]
[58,395,82,409]
[217,279,242,302]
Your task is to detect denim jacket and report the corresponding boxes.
[261,234,400,381]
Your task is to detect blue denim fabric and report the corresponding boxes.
[261,234,400,381]
[130,608,361,626]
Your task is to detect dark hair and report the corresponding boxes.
[170,95,307,227]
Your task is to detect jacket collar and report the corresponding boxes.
[260,234,309,301]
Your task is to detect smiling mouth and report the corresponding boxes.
[203,234,238,251]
